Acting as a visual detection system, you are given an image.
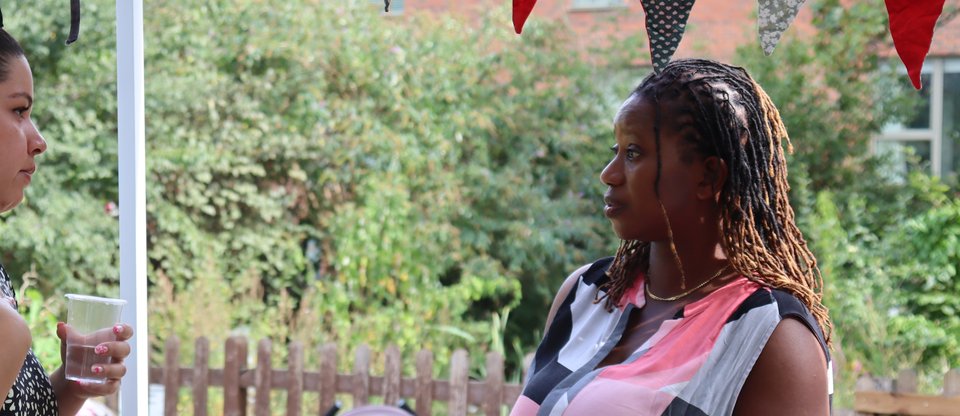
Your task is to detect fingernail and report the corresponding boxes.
[57,322,65,331]
[92,365,103,374]
[113,325,123,335]
[95,344,108,355]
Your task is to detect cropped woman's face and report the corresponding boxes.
[600,93,706,241]
[0,55,45,213]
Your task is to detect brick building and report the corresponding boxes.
[376,0,960,178]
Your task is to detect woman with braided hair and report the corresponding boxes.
[511,59,831,415]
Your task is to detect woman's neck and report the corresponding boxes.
[645,232,729,301]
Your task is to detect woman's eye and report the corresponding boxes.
[13,108,26,118]
[625,149,641,160]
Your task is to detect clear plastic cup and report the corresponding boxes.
[64,294,127,384]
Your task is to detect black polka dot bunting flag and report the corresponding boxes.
[640,0,696,73]
[758,0,805,55]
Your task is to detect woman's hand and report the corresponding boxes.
[51,323,134,415]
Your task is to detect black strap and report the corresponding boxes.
[384,0,391,13]
[66,0,80,45]
[0,2,80,43]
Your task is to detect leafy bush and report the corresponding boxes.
[138,0,616,379]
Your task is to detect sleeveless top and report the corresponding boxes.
[511,257,832,416]
[0,263,58,415]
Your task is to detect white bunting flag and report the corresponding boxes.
[758,0,805,55]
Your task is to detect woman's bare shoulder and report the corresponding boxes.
[734,318,830,415]
[0,301,31,397]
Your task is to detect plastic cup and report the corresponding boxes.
[64,294,127,384]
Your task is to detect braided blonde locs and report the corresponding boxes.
[595,239,647,309]
[595,59,831,344]
[722,77,828,341]
[658,199,687,290]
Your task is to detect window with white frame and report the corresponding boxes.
[875,58,960,181]
[571,0,625,10]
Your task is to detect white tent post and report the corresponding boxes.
[116,0,147,414]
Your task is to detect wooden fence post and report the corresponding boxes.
[854,375,875,416]
[449,349,469,416]
[287,341,304,416]
[318,343,338,415]
[895,369,918,394]
[353,344,372,407]
[383,345,402,406]
[484,352,504,416]
[224,336,248,416]
[193,337,210,416]
[415,349,434,416]
[163,336,180,416]
[945,369,960,397]
[254,339,273,416]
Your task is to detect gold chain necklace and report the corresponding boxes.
[645,265,730,302]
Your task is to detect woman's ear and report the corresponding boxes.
[697,156,728,200]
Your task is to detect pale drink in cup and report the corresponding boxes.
[64,294,126,384]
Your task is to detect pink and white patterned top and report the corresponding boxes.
[511,257,832,416]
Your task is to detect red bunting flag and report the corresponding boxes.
[513,0,538,34]
[884,0,946,89]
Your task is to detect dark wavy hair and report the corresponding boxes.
[596,58,831,342]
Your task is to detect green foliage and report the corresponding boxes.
[806,189,958,399]
[140,0,615,380]
[893,199,960,326]
[0,0,617,385]
[16,280,63,374]
[0,1,120,297]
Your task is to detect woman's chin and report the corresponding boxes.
[610,224,638,241]
[0,194,25,213]
[610,224,657,242]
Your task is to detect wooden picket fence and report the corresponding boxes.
[853,369,960,416]
[147,336,524,416]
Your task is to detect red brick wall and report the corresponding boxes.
[930,8,959,58]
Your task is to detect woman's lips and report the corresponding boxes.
[603,200,626,218]
[18,168,35,183]
[604,205,622,217]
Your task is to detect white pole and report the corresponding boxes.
[116,0,147,414]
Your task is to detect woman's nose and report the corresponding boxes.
[600,158,623,187]
[28,120,46,156]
